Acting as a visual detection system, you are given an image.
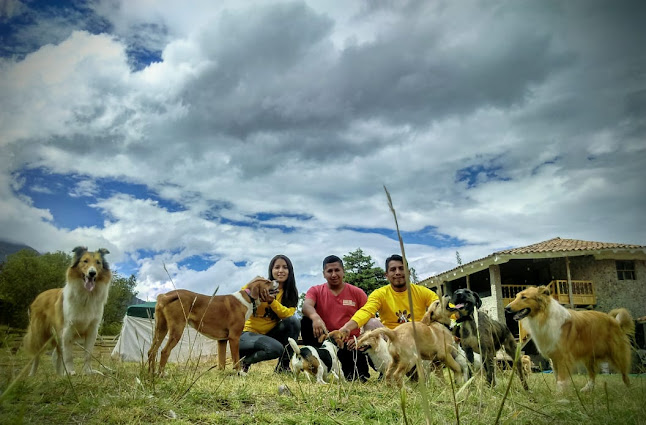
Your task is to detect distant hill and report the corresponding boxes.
[0,240,39,262]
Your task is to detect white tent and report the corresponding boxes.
[111,302,220,363]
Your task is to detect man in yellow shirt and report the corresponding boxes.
[338,254,439,338]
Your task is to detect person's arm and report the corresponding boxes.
[302,298,328,339]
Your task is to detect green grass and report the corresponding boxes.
[1,347,645,424]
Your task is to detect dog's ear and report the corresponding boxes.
[249,282,261,300]
[539,286,551,296]
[474,292,482,309]
[98,248,110,270]
[71,246,87,267]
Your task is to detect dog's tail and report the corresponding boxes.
[609,308,635,338]
[288,337,301,356]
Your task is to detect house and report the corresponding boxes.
[420,237,646,349]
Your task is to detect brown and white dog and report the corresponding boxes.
[23,246,112,376]
[287,336,342,384]
[506,285,634,392]
[147,277,277,376]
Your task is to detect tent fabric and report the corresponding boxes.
[111,314,220,363]
[126,302,157,319]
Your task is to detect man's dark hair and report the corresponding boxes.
[323,255,344,269]
[385,254,404,270]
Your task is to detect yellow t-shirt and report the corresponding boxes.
[243,288,296,334]
[350,284,439,329]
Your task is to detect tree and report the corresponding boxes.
[0,249,70,328]
[101,273,138,335]
[343,248,387,295]
[409,266,419,284]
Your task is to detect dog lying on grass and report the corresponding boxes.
[450,288,529,390]
[506,285,634,392]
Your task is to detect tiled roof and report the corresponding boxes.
[422,237,646,284]
[494,237,645,255]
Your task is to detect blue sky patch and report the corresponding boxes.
[456,163,511,188]
[178,255,215,271]
[14,167,184,229]
[342,226,465,248]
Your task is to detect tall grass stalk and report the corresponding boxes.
[384,185,434,425]
[493,332,521,424]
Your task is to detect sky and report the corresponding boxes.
[1,0,645,301]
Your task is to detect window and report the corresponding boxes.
[616,261,635,280]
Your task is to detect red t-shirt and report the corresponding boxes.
[305,282,367,338]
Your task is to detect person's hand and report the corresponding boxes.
[260,288,275,304]
[312,317,328,339]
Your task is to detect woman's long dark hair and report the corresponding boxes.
[268,254,298,308]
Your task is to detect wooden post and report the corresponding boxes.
[565,256,574,308]
[466,274,471,290]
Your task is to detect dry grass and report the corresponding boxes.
[1,345,645,424]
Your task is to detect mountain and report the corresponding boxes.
[0,240,39,262]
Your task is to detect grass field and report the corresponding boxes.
[1,345,645,425]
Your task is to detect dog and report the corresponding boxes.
[370,321,464,386]
[450,288,529,390]
[356,329,392,376]
[287,335,341,384]
[23,247,112,376]
[147,276,277,376]
[505,285,634,392]
[521,354,533,376]
[422,295,482,377]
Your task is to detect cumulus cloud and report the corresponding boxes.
[1,0,644,299]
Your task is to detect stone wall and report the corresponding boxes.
[547,255,645,318]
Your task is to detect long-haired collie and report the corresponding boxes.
[506,285,634,392]
[23,247,112,375]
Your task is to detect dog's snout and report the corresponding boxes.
[88,269,97,278]
[504,305,512,313]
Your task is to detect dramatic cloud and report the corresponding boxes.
[1,0,644,300]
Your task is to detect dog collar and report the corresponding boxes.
[244,288,258,316]
[455,316,470,324]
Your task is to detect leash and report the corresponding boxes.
[244,288,258,316]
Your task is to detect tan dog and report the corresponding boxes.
[356,329,392,375]
[23,247,112,376]
[521,355,533,376]
[506,285,634,392]
[147,277,277,376]
[372,321,463,386]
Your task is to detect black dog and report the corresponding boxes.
[450,289,528,390]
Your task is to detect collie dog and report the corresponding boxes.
[23,247,112,376]
[506,286,634,392]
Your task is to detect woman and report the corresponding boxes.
[238,254,300,373]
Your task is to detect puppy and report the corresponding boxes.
[356,329,392,376]
[288,335,341,384]
[450,288,528,390]
[372,321,463,386]
[506,285,634,392]
[23,247,112,376]
[148,277,277,376]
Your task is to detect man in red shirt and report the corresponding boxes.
[301,255,371,381]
